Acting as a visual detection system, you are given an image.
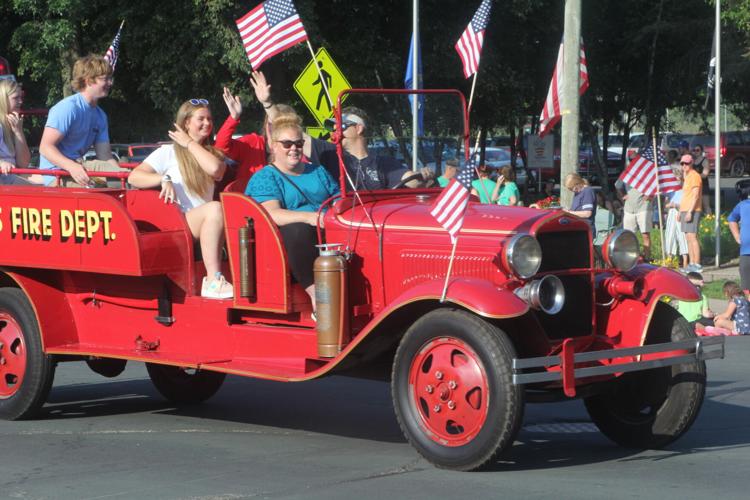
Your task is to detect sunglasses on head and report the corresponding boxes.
[276,139,305,149]
[189,98,209,106]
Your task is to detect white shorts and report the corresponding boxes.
[623,210,652,233]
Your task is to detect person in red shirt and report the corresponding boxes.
[214,71,299,188]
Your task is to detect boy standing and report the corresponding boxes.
[678,154,703,272]
[39,55,122,187]
[728,180,750,296]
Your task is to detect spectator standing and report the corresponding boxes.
[728,180,750,296]
[615,178,653,261]
[664,167,689,268]
[678,154,703,272]
[677,139,690,159]
[39,55,125,187]
[470,165,495,203]
[693,144,712,215]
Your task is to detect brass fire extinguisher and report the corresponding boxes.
[314,244,349,358]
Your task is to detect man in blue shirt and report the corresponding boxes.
[729,180,750,295]
[39,55,122,187]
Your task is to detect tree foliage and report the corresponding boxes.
[1,0,750,145]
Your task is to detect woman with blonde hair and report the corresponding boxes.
[0,78,31,185]
[128,99,233,299]
[563,172,597,235]
[245,116,340,316]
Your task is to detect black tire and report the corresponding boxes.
[391,309,524,471]
[146,363,226,404]
[0,288,55,420]
[730,158,746,178]
[584,303,706,449]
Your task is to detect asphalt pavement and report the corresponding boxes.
[1,337,748,500]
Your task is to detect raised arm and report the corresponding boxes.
[7,112,30,168]
[168,124,226,181]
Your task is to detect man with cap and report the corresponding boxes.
[258,77,433,190]
[615,177,653,261]
[678,153,703,272]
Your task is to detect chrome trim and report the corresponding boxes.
[512,336,725,385]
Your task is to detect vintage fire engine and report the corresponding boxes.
[0,90,724,471]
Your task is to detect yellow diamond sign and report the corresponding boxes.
[293,47,351,126]
[306,127,332,142]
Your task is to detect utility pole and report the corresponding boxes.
[560,0,581,208]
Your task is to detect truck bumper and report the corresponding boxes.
[512,336,725,397]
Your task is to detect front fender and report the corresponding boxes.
[384,277,529,319]
[597,264,699,347]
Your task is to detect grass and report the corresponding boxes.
[702,278,740,300]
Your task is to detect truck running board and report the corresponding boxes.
[512,336,725,395]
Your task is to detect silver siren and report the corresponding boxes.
[514,275,565,314]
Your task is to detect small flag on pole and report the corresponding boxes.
[430,160,475,242]
[704,26,717,109]
[455,0,492,79]
[538,40,590,137]
[236,0,308,71]
[104,21,124,71]
[618,144,680,197]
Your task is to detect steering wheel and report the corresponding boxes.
[391,172,425,189]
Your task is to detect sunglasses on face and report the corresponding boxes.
[680,161,691,165]
[189,98,209,105]
[339,121,358,131]
[276,139,305,149]
[693,148,701,152]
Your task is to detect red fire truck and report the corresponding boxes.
[0,90,724,471]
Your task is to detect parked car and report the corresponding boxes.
[690,131,750,177]
[627,132,691,159]
[474,147,535,193]
[122,143,161,163]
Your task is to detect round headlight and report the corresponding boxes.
[505,234,542,279]
[603,229,640,272]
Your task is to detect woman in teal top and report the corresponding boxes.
[245,116,340,317]
[492,165,520,206]
[470,165,495,203]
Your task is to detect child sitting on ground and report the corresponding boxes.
[713,280,750,335]
[675,272,715,330]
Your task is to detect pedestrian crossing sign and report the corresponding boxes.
[293,47,351,126]
[306,127,332,142]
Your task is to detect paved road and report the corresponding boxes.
[1,338,748,500]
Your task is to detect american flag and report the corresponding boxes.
[455,0,493,79]
[103,22,123,71]
[430,161,475,242]
[236,0,308,71]
[618,144,680,197]
[538,41,590,137]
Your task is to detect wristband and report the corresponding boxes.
[161,174,172,184]
[263,101,273,109]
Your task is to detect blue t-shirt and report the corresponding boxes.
[40,93,109,170]
[246,163,340,212]
[728,199,750,255]
[571,186,597,233]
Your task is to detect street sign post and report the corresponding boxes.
[293,47,351,126]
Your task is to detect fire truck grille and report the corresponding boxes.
[537,231,591,272]
[535,273,593,339]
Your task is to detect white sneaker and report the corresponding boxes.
[201,273,234,299]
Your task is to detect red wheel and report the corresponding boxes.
[408,337,489,447]
[0,313,28,398]
[0,288,55,420]
[392,309,523,471]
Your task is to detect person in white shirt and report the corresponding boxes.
[128,99,233,299]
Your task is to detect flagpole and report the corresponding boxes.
[714,0,722,267]
[467,72,478,112]
[440,238,459,302]
[652,130,666,263]
[305,41,333,112]
[440,132,482,302]
[411,0,420,172]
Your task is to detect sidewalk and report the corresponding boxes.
[700,258,741,284]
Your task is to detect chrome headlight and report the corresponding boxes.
[603,229,640,272]
[504,234,542,279]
